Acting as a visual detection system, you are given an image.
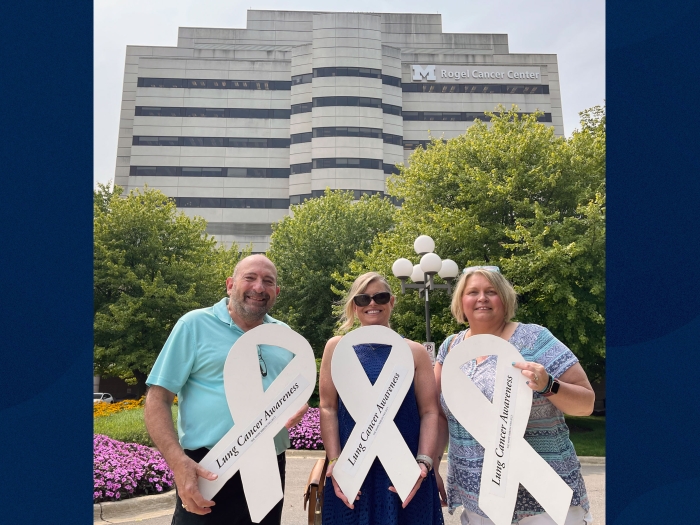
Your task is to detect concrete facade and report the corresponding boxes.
[115,10,563,251]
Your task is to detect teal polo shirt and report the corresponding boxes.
[147,298,294,453]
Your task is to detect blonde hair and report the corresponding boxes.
[339,272,392,332]
[450,269,518,323]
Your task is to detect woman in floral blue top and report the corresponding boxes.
[434,267,595,525]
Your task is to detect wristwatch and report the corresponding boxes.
[543,377,560,397]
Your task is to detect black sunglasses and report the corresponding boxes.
[353,292,391,307]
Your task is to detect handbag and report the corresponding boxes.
[303,457,329,525]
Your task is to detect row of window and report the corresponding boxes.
[132,136,291,148]
[136,77,547,95]
[289,128,403,145]
[137,78,292,90]
[403,139,445,150]
[402,83,550,94]
[205,222,274,236]
[291,101,402,115]
[174,197,290,209]
[129,166,290,178]
[290,190,402,206]
[402,111,552,122]
[290,158,384,173]
[134,106,549,123]
[135,107,292,119]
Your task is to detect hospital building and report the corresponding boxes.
[114,10,563,252]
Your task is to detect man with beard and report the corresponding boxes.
[145,254,307,525]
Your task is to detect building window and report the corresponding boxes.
[401,83,550,95]
[172,197,290,209]
[129,166,291,178]
[292,73,313,85]
[312,127,382,139]
[290,132,312,144]
[383,163,400,175]
[382,75,401,87]
[382,104,402,116]
[290,162,312,174]
[135,107,291,119]
[400,111,552,122]
[137,77,292,90]
[312,97,382,109]
[383,133,403,146]
[291,102,312,114]
[313,67,382,79]
[311,158,383,170]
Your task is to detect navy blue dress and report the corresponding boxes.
[323,343,444,525]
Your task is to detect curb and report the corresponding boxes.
[94,490,175,523]
[578,456,605,465]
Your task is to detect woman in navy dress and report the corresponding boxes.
[319,272,444,525]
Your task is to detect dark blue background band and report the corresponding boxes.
[0,1,94,522]
[607,0,700,523]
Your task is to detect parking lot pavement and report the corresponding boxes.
[97,452,604,525]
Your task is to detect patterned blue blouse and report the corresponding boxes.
[436,323,590,524]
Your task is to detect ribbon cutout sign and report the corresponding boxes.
[197,324,316,523]
[441,335,573,525]
[331,325,421,503]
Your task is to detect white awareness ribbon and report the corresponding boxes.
[441,335,573,525]
[197,324,316,523]
[331,325,421,503]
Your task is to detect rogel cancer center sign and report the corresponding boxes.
[411,64,542,84]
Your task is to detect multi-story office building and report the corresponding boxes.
[115,10,563,252]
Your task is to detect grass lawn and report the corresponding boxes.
[565,415,605,457]
[94,406,177,447]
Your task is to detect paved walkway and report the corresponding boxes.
[94,451,605,525]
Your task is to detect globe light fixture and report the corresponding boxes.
[392,236,459,350]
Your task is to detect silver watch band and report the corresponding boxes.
[416,454,433,472]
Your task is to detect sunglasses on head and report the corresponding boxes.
[463,265,500,274]
[353,292,392,307]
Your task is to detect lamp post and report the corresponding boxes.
[391,235,459,345]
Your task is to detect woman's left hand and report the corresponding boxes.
[512,361,549,392]
[388,463,428,508]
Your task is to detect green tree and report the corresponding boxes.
[94,184,249,387]
[343,105,606,380]
[267,190,395,356]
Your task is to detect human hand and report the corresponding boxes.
[388,463,428,508]
[285,403,309,429]
[326,459,361,509]
[512,361,549,392]
[173,456,217,515]
[434,469,447,507]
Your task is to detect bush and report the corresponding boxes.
[93,434,174,502]
[288,407,323,450]
[94,406,178,447]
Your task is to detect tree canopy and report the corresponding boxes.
[93,184,249,385]
[342,105,606,380]
[267,190,395,356]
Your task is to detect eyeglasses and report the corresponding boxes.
[353,292,392,307]
[257,345,267,377]
[463,265,500,274]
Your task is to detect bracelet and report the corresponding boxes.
[416,454,433,472]
[328,457,339,464]
[536,374,553,395]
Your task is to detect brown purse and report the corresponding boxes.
[303,457,329,525]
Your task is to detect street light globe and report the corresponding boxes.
[438,259,459,279]
[409,264,425,283]
[420,252,442,275]
[392,258,414,279]
[414,235,435,255]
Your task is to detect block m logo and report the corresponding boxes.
[412,65,436,81]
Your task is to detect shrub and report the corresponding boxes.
[288,407,323,450]
[93,434,174,502]
[94,406,178,447]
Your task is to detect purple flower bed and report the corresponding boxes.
[289,407,324,450]
[94,434,174,503]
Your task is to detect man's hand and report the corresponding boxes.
[173,455,218,515]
